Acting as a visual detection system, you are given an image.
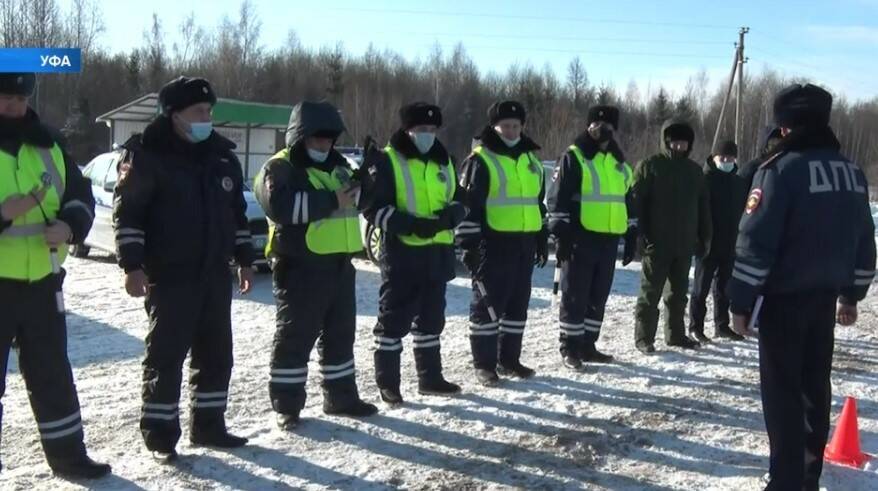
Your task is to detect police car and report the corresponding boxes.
[73,150,270,271]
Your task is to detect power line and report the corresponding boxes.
[323,7,737,30]
[418,42,730,60]
[377,31,732,46]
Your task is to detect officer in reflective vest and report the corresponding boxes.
[0,73,109,478]
[254,101,377,430]
[364,102,465,405]
[546,105,636,370]
[457,100,548,385]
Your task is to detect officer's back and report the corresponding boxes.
[735,99,874,300]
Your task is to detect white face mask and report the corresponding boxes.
[409,131,436,154]
[498,135,520,148]
[307,148,329,163]
[717,162,735,173]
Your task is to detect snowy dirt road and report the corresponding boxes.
[1,253,877,490]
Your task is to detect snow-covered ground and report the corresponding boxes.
[1,253,877,490]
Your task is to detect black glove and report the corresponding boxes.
[437,203,466,230]
[411,217,441,238]
[462,247,480,274]
[534,230,549,268]
[622,225,638,266]
[554,236,572,262]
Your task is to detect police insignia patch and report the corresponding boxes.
[745,188,762,215]
[221,176,234,192]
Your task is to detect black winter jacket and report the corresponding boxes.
[728,126,876,314]
[113,116,253,281]
[702,157,748,259]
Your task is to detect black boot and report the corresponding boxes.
[715,328,745,341]
[151,449,178,463]
[276,412,300,431]
[689,330,711,344]
[190,426,248,448]
[474,368,500,386]
[497,362,535,379]
[418,377,462,395]
[636,342,656,355]
[49,454,112,479]
[379,387,404,405]
[324,398,379,417]
[667,336,700,349]
[581,344,614,363]
[562,355,583,370]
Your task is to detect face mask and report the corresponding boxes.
[717,162,736,173]
[499,135,520,148]
[175,115,213,143]
[307,148,329,163]
[409,132,436,154]
[596,127,613,143]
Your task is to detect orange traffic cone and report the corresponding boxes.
[824,396,870,468]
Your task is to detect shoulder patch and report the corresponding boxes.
[552,165,561,183]
[745,188,762,215]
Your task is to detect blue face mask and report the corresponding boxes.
[175,114,213,143]
[188,122,213,143]
[409,131,436,154]
[307,148,329,163]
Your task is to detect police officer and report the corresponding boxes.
[254,101,377,430]
[547,105,636,369]
[632,119,712,353]
[114,76,253,459]
[457,101,547,385]
[365,102,464,404]
[728,84,876,491]
[0,73,110,477]
[688,140,748,342]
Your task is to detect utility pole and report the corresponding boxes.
[711,46,739,152]
[734,27,749,145]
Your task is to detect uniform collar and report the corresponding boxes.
[388,128,451,165]
[477,125,541,158]
[573,131,625,163]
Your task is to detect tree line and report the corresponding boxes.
[2,0,876,183]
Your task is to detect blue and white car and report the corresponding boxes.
[74,150,270,271]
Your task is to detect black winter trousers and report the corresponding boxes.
[759,290,836,491]
[140,266,234,452]
[374,270,448,389]
[558,234,619,357]
[469,238,535,370]
[689,255,733,335]
[269,258,360,415]
[0,275,87,465]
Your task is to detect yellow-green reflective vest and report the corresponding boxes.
[386,146,455,246]
[262,149,363,256]
[569,145,633,235]
[0,143,68,281]
[474,146,543,233]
